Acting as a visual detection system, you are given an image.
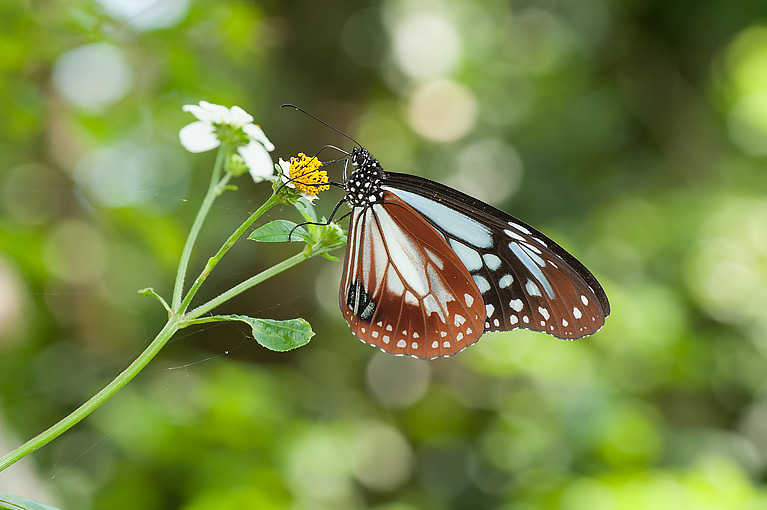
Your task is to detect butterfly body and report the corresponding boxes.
[338,147,609,359]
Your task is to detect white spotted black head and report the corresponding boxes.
[345,147,385,208]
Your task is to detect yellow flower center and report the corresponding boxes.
[288,153,330,195]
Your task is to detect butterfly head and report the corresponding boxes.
[351,146,373,167]
[345,147,385,207]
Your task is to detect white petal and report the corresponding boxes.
[226,105,255,127]
[243,124,275,151]
[277,158,295,188]
[179,121,220,152]
[240,142,274,182]
[182,101,229,124]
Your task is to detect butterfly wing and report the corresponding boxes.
[383,172,610,339]
[339,191,486,359]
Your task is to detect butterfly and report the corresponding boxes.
[282,105,610,359]
[334,146,610,359]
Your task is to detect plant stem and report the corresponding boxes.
[185,251,308,321]
[0,319,182,472]
[177,192,282,314]
[171,146,228,310]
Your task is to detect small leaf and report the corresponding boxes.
[0,493,64,510]
[137,287,171,313]
[212,315,314,351]
[248,220,309,243]
[295,197,318,222]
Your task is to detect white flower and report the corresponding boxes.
[179,101,275,182]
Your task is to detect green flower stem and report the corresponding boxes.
[0,319,182,472]
[177,192,283,314]
[171,146,228,310]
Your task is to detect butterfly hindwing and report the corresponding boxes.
[339,191,486,358]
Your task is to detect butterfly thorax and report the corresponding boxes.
[345,147,385,208]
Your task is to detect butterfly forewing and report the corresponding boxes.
[339,191,485,358]
[383,172,609,340]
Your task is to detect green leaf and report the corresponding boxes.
[248,220,309,243]
[0,494,63,510]
[294,197,318,222]
[209,315,314,351]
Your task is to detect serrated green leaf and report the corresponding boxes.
[0,494,63,510]
[211,315,314,351]
[248,220,309,243]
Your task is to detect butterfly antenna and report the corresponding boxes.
[281,104,361,148]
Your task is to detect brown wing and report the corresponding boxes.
[339,191,486,359]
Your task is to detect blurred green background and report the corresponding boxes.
[1,0,767,508]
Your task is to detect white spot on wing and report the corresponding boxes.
[483,253,502,271]
[397,339,406,348]
[525,279,541,297]
[432,341,438,348]
[573,307,582,319]
[485,304,495,317]
[509,299,523,312]
[450,239,483,271]
[464,293,474,307]
[503,229,526,242]
[499,274,514,289]
[510,315,518,325]
[538,306,550,320]
[405,291,418,306]
[509,222,531,235]
[473,275,491,294]
[581,295,589,306]
[454,314,466,327]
